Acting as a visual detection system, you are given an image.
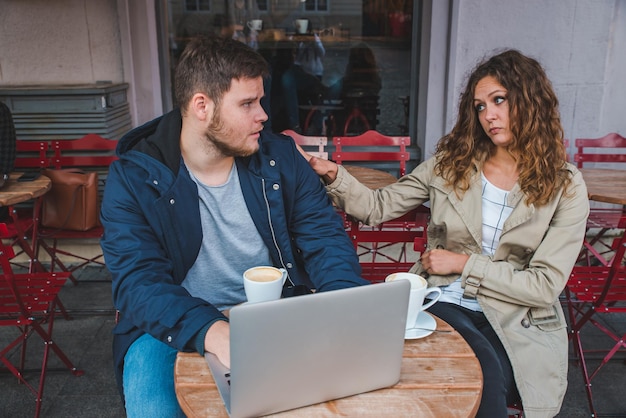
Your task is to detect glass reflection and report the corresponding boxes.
[166,0,415,136]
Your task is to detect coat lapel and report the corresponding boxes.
[445,173,483,249]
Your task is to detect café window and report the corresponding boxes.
[185,0,211,12]
[161,0,418,141]
[304,0,328,12]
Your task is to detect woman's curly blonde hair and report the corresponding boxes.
[435,49,571,206]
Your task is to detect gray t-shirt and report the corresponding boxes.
[182,163,272,311]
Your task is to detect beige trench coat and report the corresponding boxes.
[326,157,589,418]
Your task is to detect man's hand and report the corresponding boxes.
[204,320,230,368]
[294,143,339,184]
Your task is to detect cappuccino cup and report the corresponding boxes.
[247,19,262,31]
[294,19,309,34]
[385,272,441,330]
[243,266,287,304]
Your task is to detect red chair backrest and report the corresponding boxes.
[281,130,328,159]
[50,134,118,169]
[14,140,50,169]
[332,130,410,176]
[574,132,626,168]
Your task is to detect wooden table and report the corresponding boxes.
[579,168,626,205]
[579,168,626,266]
[344,165,397,190]
[0,172,51,207]
[175,315,482,417]
[0,172,51,272]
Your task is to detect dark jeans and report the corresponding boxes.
[427,302,520,418]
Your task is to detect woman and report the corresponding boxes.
[299,50,589,417]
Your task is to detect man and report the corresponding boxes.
[100,35,367,417]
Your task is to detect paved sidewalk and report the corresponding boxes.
[1,266,625,417]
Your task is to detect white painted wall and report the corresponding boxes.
[601,0,626,135]
[116,0,164,126]
[421,0,625,159]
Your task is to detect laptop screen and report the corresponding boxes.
[206,280,410,418]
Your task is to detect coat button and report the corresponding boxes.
[286,263,293,268]
[169,198,175,205]
[269,160,276,166]
[153,180,158,185]
[273,184,280,190]
[521,319,530,328]
[167,335,172,342]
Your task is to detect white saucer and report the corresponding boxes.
[404,311,437,339]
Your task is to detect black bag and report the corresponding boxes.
[0,101,16,178]
[0,101,16,220]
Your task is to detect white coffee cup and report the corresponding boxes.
[243,266,287,304]
[385,272,442,330]
[294,19,309,34]
[247,19,262,31]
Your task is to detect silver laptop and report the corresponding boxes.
[205,280,410,418]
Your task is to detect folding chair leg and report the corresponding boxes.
[10,231,48,274]
[38,238,78,285]
[38,237,107,285]
[35,338,52,418]
[19,324,29,374]
[32,320,82,375]
[1,330,31,383]
[573,331,598,417]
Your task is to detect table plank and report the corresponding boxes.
[580,168,626,205]
[344,165,397,190]
[0,173,51,207]
[175,315,482,417]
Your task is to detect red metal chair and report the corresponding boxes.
[574,133,626,265]
[349,206,429,283]
[14,140,51,171]
[507,403,524,418]
[333,131,414,260]
[574,133,626,168]
[340,91,379,136]
[1,223,83,418]
[281,129,328,159]
[332,130,410,177]
[36,134,118,283]
[564,218,626,417]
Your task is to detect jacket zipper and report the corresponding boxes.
[261,178,294,286]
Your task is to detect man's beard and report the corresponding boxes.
[204,110,258,158]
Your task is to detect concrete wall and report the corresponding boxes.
[0,0,161,127]
[0,0,123,85]
[420,0,625,159]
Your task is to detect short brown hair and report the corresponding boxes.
[174,35,269,112]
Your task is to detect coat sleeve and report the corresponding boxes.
[325,158,434,225]
[101,160,226,353]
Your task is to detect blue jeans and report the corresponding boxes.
[123,333,186,418]
[428,302,520,418]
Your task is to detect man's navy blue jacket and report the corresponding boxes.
[100,109,366,391]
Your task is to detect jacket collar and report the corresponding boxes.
[118,109,183,175]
